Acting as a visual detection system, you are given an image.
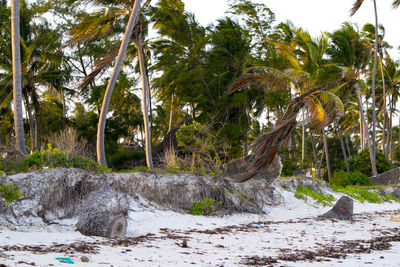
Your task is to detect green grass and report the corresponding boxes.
[330,185,400,204]
[295,185,335,206]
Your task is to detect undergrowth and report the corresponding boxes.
[330,185,400,204]
[0,144,105,174]
[295,185,335,206]
[189,198,221,215]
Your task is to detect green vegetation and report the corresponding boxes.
[295,185,335,206]
[0,184,23,205]
[0,0,399,176]
[189,198,221,215]
[0,145,104,174]
[331,171,372,187]
[331,185,400,203]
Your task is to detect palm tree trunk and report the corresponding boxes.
[23,90,35,152]
[61,89,67,118]
[11,0,26,156]
[96,0,142,167]
[389,94,393,163]
[135,36,153,169]
[168,94,174,132]
[309,123,321,178]
[301,124,305,168]
[371,0,379,167]
[355,84,378,176]
[335,117,350,173]
[378,53,387,157]
[322,126,332,181]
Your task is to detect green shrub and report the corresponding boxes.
[189,197,220,215]
[3,144,103,174]
[107,146,145,170]
[0,184,23,205]
[281,157,294,176]
[347,149,391,176]
[295,185,335,206]
[331,171,372,187]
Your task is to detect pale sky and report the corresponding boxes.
[183,0,400,60]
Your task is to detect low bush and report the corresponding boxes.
[346,149,391,176]
[331,171,372,187]
[1,144,104,174]
[189,197,220,215]
[0,184,23,205]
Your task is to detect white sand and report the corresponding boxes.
[1,187,399,266]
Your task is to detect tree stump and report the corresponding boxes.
[76,186,129,238]
[76,209,127,238]
[319,196,353,220]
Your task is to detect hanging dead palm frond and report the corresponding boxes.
[350,0,365,16]
[228,96,309,182]
[77,46,120,91]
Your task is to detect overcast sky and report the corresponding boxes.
[183,0,400,60]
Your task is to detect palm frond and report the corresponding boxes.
[78,45,120,90]
[350,0,364,16]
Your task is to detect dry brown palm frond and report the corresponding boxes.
[77,46,120,91]
[228,96,308,182]
[350,0,365,16]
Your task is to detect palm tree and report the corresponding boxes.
[96,0,142,167]
[228,29,344,182]
[350,0,379,175]
[133,20,153,168]
[11,0,26,155]
[327,22,378,176]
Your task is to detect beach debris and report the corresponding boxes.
[390,216,400,222]
[55,257,74,264]
[80,256,89,262]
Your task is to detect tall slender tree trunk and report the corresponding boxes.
[378,53,387,157]
[96,0,142,167]
[309,123,321,179]
[389,94,393,162]
[135,35,153,169]
[23,90,35,152]
[322,127,332,181]
[355,84,378,176]
[11,0,26,156]
[61,90,67,118]
[301,124,305,168]
[168,94,174,132]
[371,0,379,167]
[335,117,350,173]
[345,134,352,158]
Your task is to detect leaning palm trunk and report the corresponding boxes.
[335,117,350,173]
[228,96,306,182]
[355,84,378,176]
[134,32,153,169]
[96,0,142,167]
[11,0,26,156]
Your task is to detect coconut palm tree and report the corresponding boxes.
[95,0,143,167]
[228,29,344,182]
[11,0,26,155]
[327,22,378,176]
[350,0,379,175]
